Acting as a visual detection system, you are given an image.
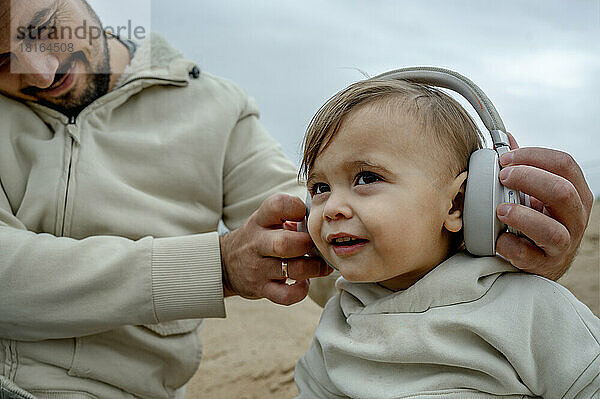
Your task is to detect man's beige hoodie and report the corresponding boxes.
[0,34,303,398]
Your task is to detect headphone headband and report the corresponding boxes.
[373,66,510,150]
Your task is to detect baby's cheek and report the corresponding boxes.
[307,213,322,245]
[307,215,330,261]
[372,220,419,260]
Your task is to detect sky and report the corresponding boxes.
[92,0,600,196]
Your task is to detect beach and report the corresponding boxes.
[186,202,599,398]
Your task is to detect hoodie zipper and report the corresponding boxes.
[36,76,187,236]
[59,116,77,236]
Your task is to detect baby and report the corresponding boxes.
[294,78,600,398]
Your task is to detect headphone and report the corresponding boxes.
[299,66,530,257]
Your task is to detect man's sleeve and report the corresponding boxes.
[220,96,304,230]
[0,185,225,341]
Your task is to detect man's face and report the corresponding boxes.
[0,0,110,116]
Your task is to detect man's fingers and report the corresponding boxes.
[506,132,519,150]
[268,256,332,281]
[528,195,544,213]
[286,257,332,280]
[283,221,299,231]
[262,280,310,306]
[254,194,307,228]
[260,230,314,258]
[495,232,549,275]
[499,147,594,217]
[497,203,570,257]
[498,165,586,236]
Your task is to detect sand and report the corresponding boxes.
[186,203,599,399]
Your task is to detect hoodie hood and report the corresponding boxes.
[115,33,192,87]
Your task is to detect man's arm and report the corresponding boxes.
[217,95,331,305]
[0,199,226,341]
[495,133,594,280]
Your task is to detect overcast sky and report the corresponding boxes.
[92,0,600,196]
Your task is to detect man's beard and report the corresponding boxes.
[29,39,112,117]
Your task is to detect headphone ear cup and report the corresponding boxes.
[463,148,507,256]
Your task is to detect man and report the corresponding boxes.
[0,1,594,398]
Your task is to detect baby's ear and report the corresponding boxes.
[444,171,468,233]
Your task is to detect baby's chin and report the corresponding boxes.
[336,268,375,283]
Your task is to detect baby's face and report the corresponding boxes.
[307,105,456,290]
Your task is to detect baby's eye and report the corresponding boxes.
[310,182,330,196]
[355,171,382,185]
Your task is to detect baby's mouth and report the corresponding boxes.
[331,236,369,247]
[327,234,369,256]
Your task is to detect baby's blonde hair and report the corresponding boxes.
[300,79,485,183]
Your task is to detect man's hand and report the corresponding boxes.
[495,133,594,280]
[219,194,332,305]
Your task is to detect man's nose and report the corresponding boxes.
[15,51,60,88]
[323,191,353,221]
